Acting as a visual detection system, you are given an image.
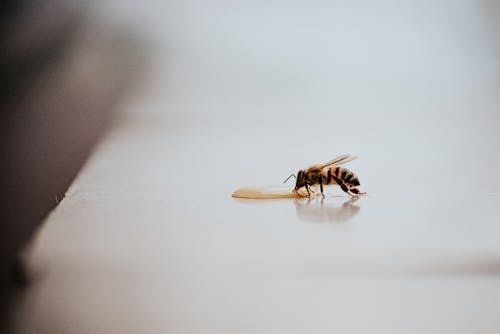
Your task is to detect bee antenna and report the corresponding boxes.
[283,174,296,184]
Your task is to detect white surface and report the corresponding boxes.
[11,110,500,333]
[9,1,500,333]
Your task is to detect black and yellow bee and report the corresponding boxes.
[285,154,365,197]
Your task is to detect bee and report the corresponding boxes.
[284,154,365,197]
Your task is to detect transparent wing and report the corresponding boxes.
[319,154,357,169]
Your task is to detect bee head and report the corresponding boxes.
[295,170,307,189]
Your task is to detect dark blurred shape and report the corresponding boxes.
[0,0,145,327]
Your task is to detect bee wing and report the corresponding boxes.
[319,154,357,169]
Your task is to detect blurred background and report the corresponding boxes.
[2,0,500,333]
[96,0,500,112]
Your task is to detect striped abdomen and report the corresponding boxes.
[327,167,360,186]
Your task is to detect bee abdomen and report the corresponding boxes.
[350,177,360,186]
[331,167,360,186]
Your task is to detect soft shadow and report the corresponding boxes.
[294,196,361,223]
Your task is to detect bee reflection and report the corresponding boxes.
[294,196,360,223]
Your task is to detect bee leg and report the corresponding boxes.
[293,188,303,198]
[349,188,360,195]
[349,187,366,196]
[332,175,352,196]
[319,176,325,198]
[305,184,311,197]
[349,188,366,195]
